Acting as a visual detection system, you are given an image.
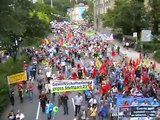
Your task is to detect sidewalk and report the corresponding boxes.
[111,39,160,72]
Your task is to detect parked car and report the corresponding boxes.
[122,35,136,47]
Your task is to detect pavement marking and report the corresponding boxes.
[72,98,75,111]
[36,101,40,120]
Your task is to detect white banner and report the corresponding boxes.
[51,80,93,92]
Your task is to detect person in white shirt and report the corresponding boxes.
[141,100,149,106]
[46,70,51,83]
[16,110,24,120]
[111,86,118,95]
[89,95,97,107]
[74,93,83,117]
[131,99,139,106]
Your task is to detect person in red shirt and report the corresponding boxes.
[122,101,129,107]
[27,81,34,102]
[58,71,65,80]
[23,61,28,70]
[101,81,110,100]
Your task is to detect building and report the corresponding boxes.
[94,0,116,30]
[67,3,89,22]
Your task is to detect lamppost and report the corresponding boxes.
[12,39,18,62]
[11,34,23,62]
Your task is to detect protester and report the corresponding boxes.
[27,81,34,102]
[88,104,97,120]
[61,93,69,115]
[39,91,48,113]
[77,106,88,120]
[18,87,23,103]
[8,110,16,120]
[46,100,54,120]
[74,93,83,117]
[15,110,24,120]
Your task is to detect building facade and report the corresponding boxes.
[67,3,89,22]
[94,0,116,30]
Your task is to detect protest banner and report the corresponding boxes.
[118,106,160,120]
[7,71,27,85]
[51,80,93,92]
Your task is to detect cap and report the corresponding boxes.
[154,99,157,101]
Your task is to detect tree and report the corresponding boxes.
[149,0,160,35]
[102,0,149,38]
[45,0,75,16]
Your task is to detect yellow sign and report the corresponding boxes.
[7,71,27,84]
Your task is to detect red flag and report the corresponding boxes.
[101,83,110,94]
[59,38,63,46]
[77,64,81,70]
[71,72,78,80]
[99,63,107,75]
[91,67,97,79]
[111,50,116,57]
[139,53,142,60]
[83,67,87,76]
[132,60,136,68]
[152,62,156,70]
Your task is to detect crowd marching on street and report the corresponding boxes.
[7,21,160,120]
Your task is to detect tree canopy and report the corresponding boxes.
[102,0,160,37]
[0,0,70,48]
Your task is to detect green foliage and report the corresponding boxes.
[154,50,160,63]
[45,0,74,16]
[149,0,160,35]
[102,0,149,37]
[0,0,53,48]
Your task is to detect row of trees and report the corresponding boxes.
[102,0,160,38]
[0,0,72,49]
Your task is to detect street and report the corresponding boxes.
[1,57,92,120]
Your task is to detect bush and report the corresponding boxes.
[136,41,160,52]
[154,50,160,63]
[0,55,29,117]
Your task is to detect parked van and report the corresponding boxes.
[122,35,136,48]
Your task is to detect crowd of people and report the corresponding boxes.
[7,20,160,120]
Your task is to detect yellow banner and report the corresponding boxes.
[7,71,27,85]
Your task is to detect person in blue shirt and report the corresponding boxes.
[46,100,54,120]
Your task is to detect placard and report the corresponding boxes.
[141,30,152,42]
[51,80,93,92]
[118,106,160,119]
[7,71,27,84]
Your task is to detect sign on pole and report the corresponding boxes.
[133,32,137,38]
[7,71,27,85]
[141,30,152,42]
[51,80,94,92]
